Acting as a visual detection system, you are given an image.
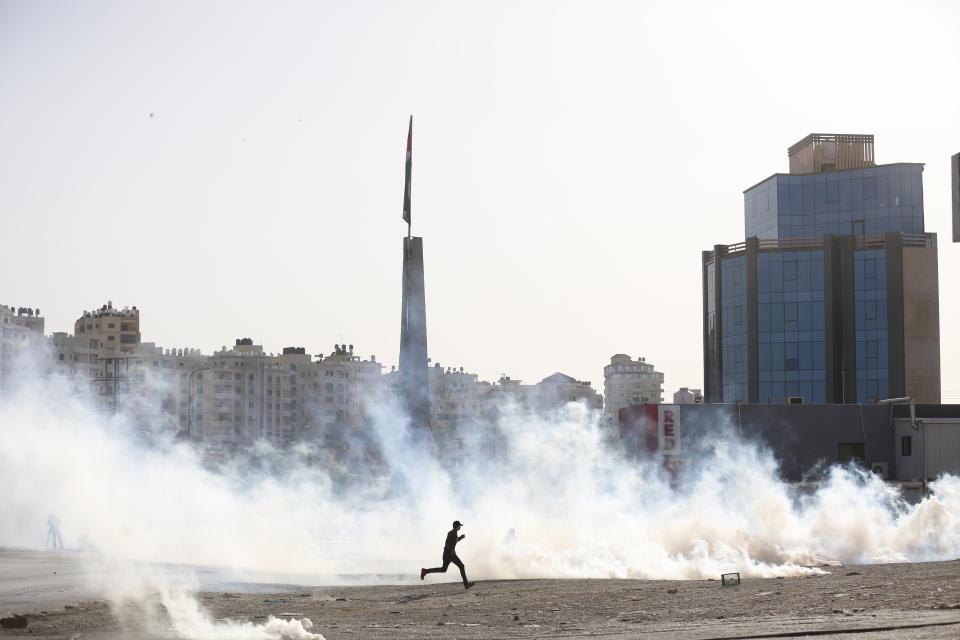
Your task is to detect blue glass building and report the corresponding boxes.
[745,164,925,239]
[703,134,941,405]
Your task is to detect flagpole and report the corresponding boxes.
[407,113,413,239]
[403,115,413,239]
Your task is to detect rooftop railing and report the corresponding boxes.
[705,232,937,263]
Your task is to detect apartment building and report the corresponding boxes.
[673,387,704,404]
[0,304,45,392]
[173,341,383,451]
[489,373,603,412]
[8,301,615,459]
[301,343,384,444]
[38,304,386,451]
[426,364,495,456]
[603,354,664,417]
[74,301,141,355]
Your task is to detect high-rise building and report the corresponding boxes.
[704,134,940,404]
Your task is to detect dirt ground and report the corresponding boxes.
[3,555,960,639]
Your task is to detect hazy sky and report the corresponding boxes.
[2,0,958,400]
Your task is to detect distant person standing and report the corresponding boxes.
[420,520,475,589]
[46,514,63,550]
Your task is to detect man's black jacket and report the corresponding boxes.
[443,529,459,558]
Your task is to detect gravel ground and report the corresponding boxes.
[3,556,960,639]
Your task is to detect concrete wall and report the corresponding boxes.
[896,418,960,483]
[649,404,960,484]
[902,247,941,403]
[923,420,960,479]
[738,404,894,480]
[893,420,923,482]
[643,403,896,482]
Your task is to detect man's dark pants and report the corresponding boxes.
[423,554,468,584]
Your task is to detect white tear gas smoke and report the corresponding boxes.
[84,562,322,639]
[3,353,960,638]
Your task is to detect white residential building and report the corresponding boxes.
[488,373,603,412]
[0,304,45,393]
[673,387,703,404]
[427,363,495,455]
[603,354,664,417]
[6,299,619,463]
[40,302,387,451]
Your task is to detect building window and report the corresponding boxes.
[901,436,912,457]
[838,442,865,463]
[783,261,797,281]
[107,335,115,341]
[107,323,115,329]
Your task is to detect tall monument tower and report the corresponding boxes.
[398,116,431,432]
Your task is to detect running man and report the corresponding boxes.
[420,520,475,589]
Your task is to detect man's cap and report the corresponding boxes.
[453,520,463,527]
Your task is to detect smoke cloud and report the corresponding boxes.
[2,349,960,638]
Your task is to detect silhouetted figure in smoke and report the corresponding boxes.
[46,514,63,550]
[420,520,475,589]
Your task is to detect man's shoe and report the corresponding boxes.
[464,581,475,589]
[420,568,426,580]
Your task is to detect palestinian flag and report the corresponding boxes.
[402,115,412,225]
